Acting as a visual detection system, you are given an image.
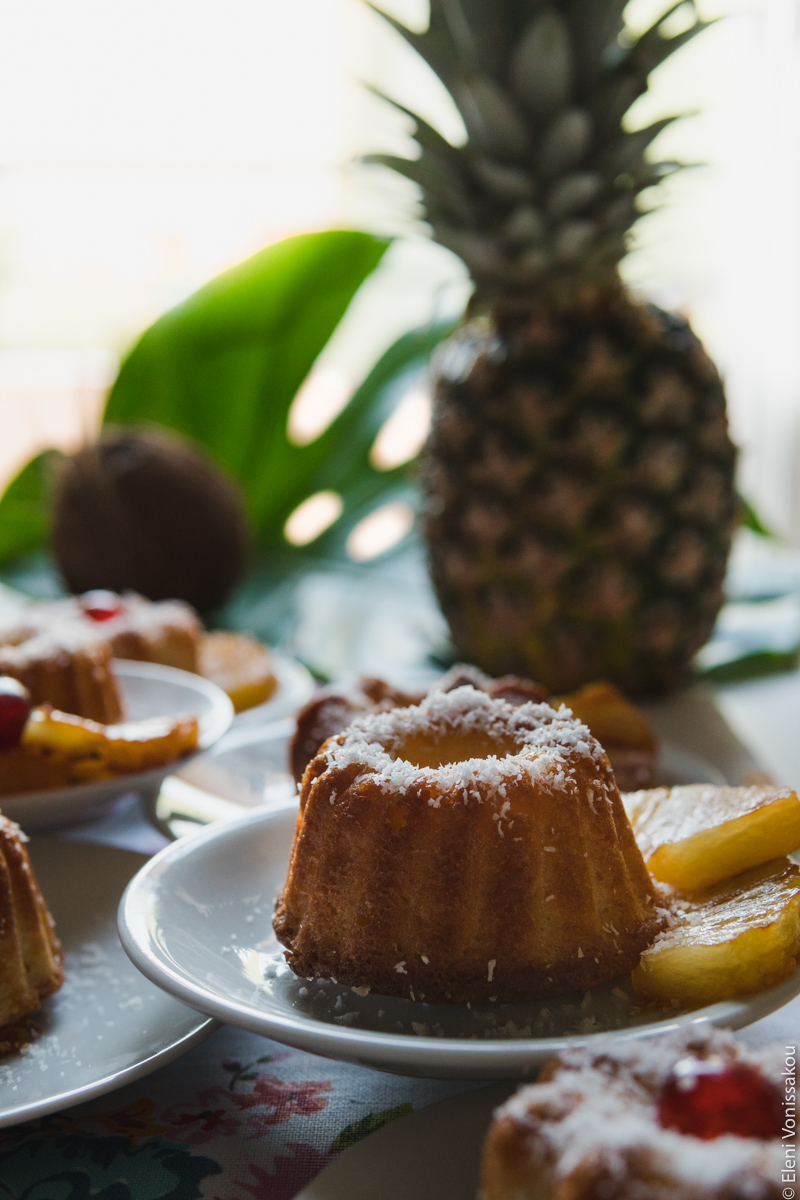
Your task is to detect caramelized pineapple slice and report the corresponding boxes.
[22,706,199,772]
[632,858,800,1007]
[199,631,277,713]
[557,681,656,751]
[623,784,800,891]
[557,681,657,790]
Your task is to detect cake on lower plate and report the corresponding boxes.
[275,686,664,1003]
[0,815,63,1029]
[481,1029,785,1200]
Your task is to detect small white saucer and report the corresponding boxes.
[0,660,234,830]
[0,838,215,1129]
[118,804,800,1081]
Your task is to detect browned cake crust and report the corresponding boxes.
[0,635,122,723]
[99,594,202,672]
[0,816,64,1029]
[275,686,663,1003]
[481,1030,784,1200]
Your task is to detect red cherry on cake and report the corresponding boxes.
[0,677,32,749]
[658,1055,783,1140]
[81,590,123,622]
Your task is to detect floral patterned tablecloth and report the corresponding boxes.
[0,797,472,1200]
[0,1021,470,1199]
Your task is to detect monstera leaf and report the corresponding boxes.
[103,229,391,541]
[0,230,453,580]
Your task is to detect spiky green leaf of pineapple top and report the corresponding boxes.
[367,0,710,300]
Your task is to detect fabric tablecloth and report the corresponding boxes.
[3,674,800,1199]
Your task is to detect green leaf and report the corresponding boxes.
[103,230,389,539]
[739,493,777,540]
[0,451,61,566]
[329,1104,413,1154]
[280,320,455,557]
[699,647,800,685]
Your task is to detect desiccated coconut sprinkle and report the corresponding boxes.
[320,686,606,801]
[500,1029,784,1189]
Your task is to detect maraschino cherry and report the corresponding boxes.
[658,1055,783,1141]
[81,590,123,622]
[0,677,32,749]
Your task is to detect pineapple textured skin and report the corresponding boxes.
[425,293,736,693]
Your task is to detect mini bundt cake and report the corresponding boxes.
[274,686,664,1003]
[0,590,202,723]
[0,624,122,724]
[481,1029,785,1200]
[81,591,202,673]
[0,815,64,1028]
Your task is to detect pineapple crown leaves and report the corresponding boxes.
[365,0,713,298]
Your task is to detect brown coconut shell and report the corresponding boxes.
[52,427,251,613]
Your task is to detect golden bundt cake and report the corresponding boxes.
[0,590,203,723]
[85,592,202,673]
[274,686,663,1003]
[0,815,64,1028]
[481,1029,785,1200]
[0,623,122,724]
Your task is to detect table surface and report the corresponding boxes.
[4,672,800,1200]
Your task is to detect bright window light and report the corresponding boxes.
[369,385,432,470]
[284,490,343,546]
[287,367,353,446]
[346,500,414,561]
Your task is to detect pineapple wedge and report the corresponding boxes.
[623,784,800,891]
[199,631,277,714]
[22,706,199,772]
[632,858,800,1007]
[557,681,656,752]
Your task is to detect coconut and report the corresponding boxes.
[52,427,251,613]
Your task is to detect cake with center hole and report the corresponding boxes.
[0,590,202,723]
[481,1029,785,1200]
[274,686,664,1003]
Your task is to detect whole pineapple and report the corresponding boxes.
[369,0,737,694]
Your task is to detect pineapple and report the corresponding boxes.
[623,783,800,891]
[368,0,737,693]
[632,858,800,1007]
[21,706,199,773]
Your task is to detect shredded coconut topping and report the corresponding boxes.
[499,1029,784,1190]
[319,686,604,802]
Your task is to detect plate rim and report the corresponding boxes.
[117,804,800,1077]
[0,659,234,809]
[0,839,217,1129]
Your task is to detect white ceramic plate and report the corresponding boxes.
[118,804,800,1080]
[0,838,215,1129]
[150,726,726,842]
[1,660,234,829]
[231,652,315,726]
